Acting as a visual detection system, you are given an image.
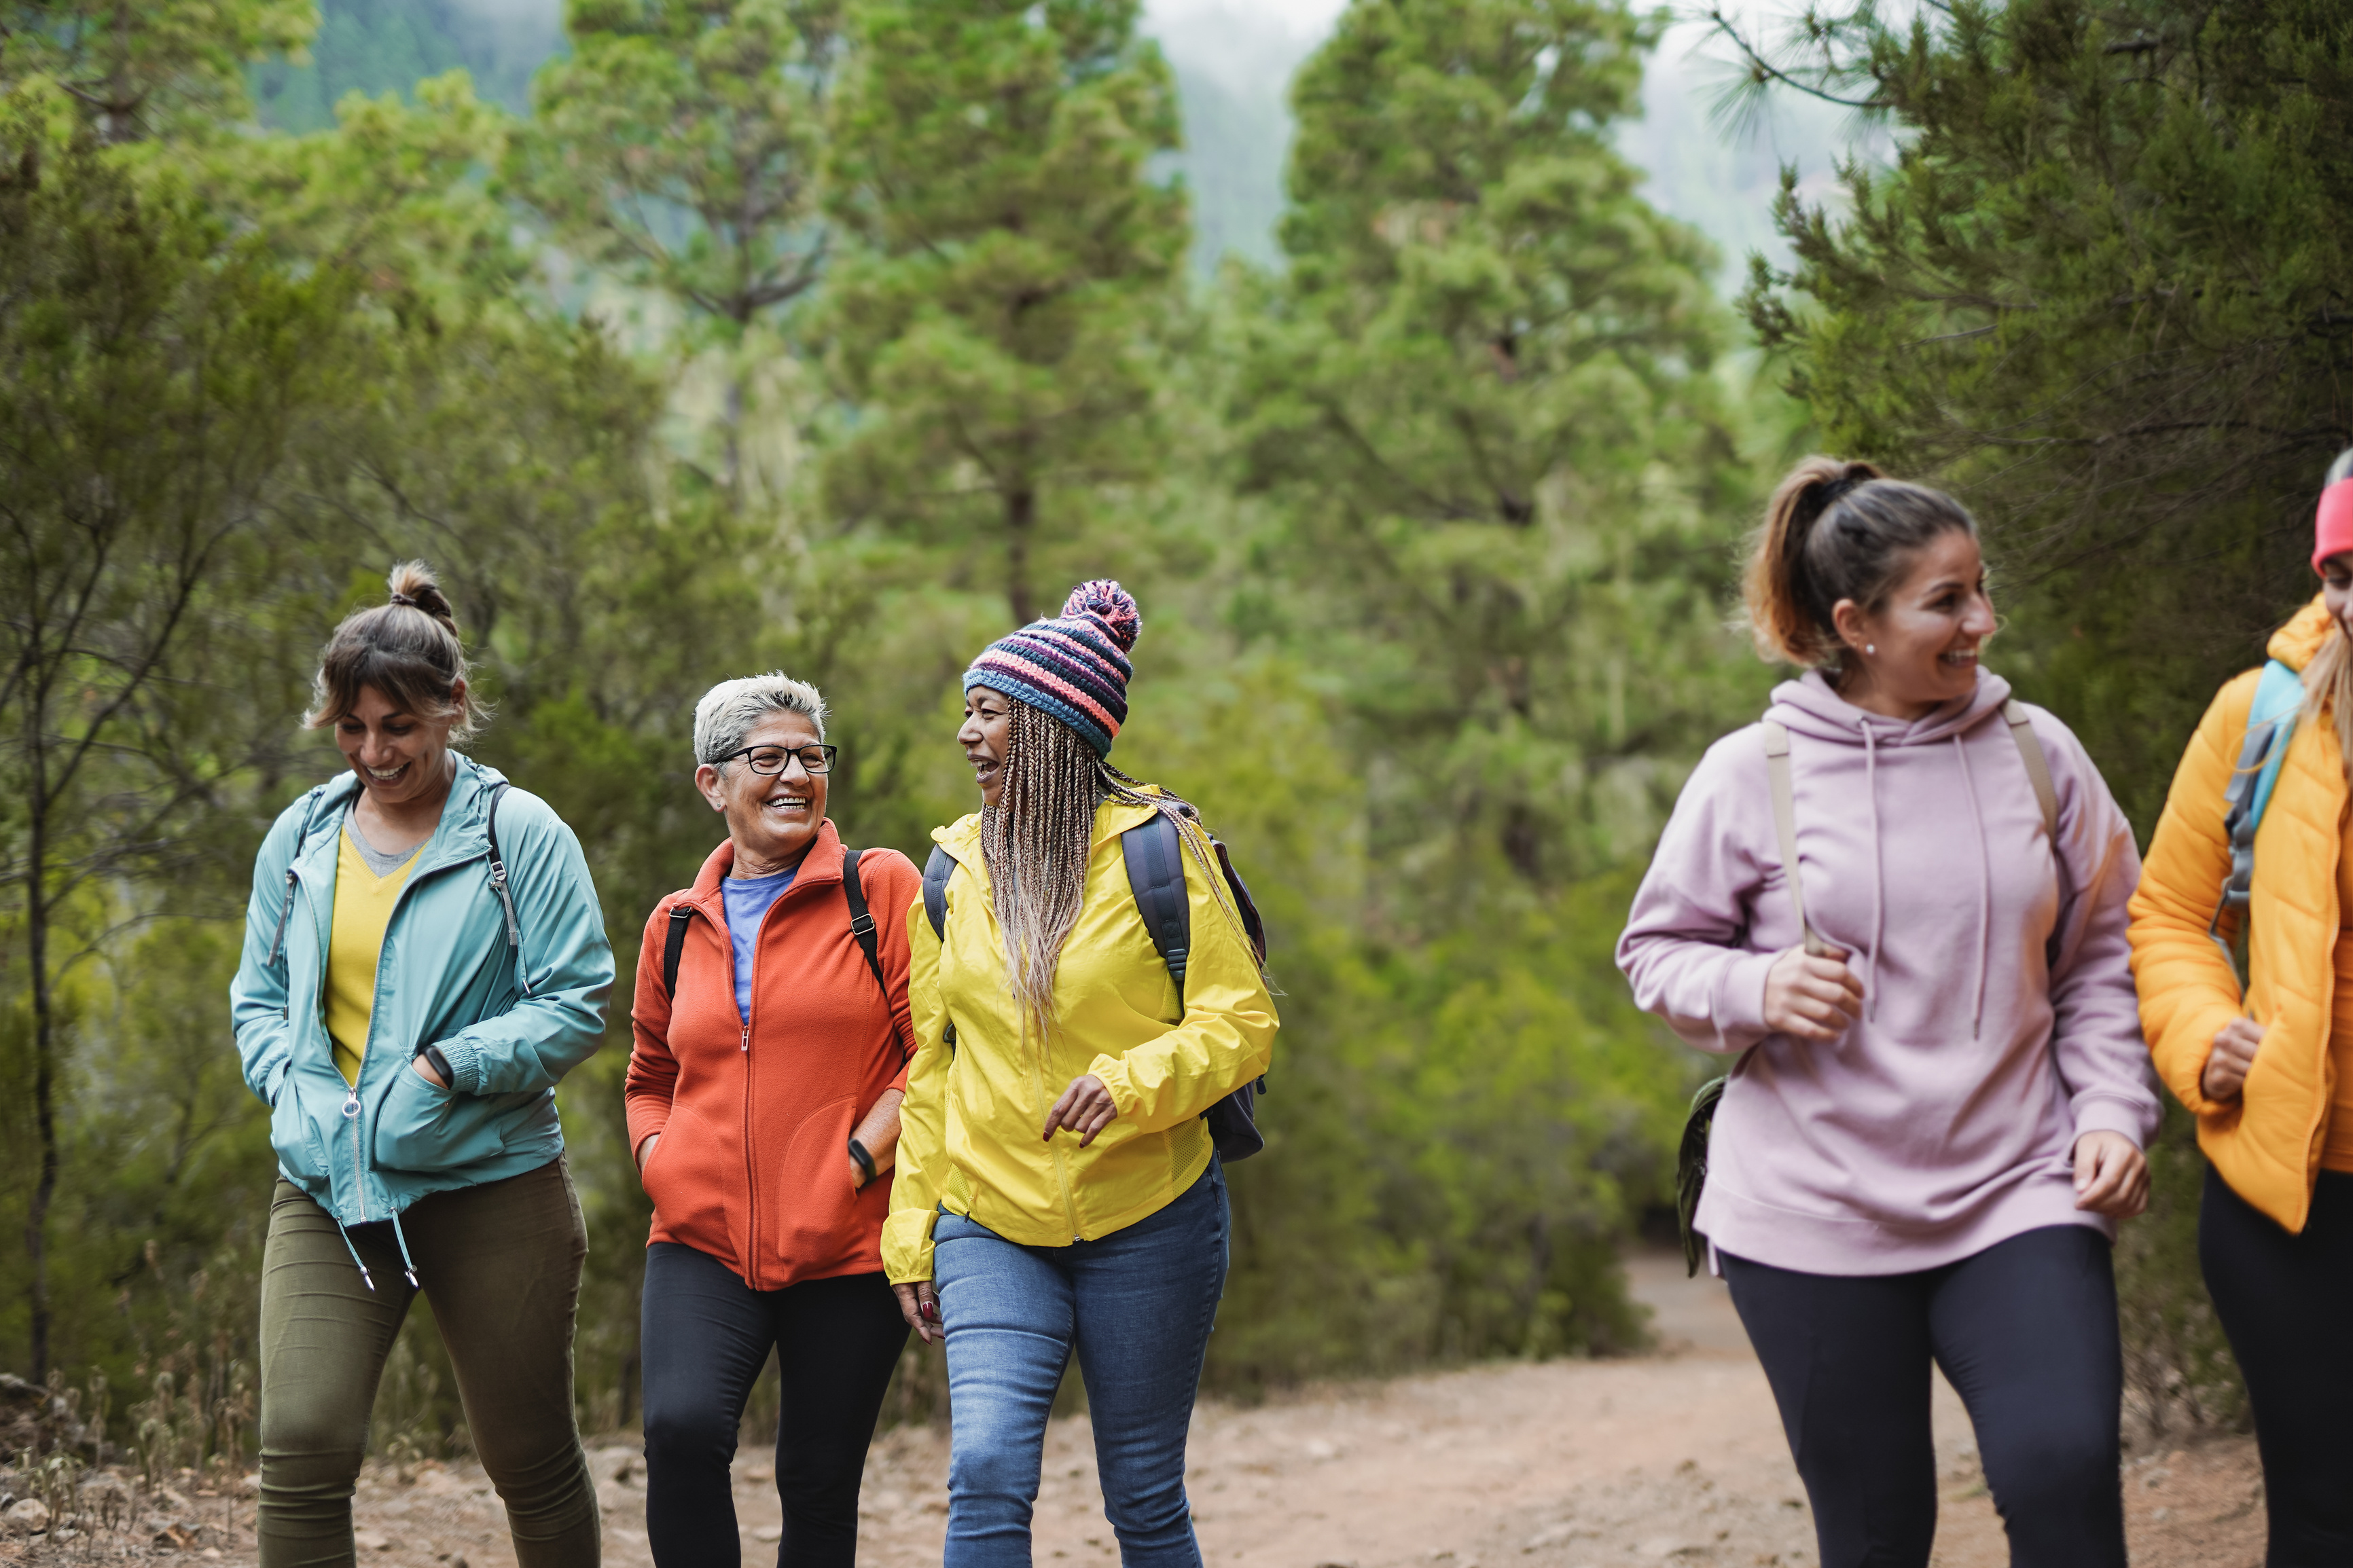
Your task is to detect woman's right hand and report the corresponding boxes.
[1763,945,1863,1040]
[635,1133,659,1173]
[893,1281,940,1345]
[2203,1017,2266,1102]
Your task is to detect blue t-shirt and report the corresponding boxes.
[721,864,797,1021]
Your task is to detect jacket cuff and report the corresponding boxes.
[2072,1096,2153,1150]
[882,1209,937,1284]
[436,1037,484,1095]
[1714,950,1781,1043]
[1089,1055,1138,1118]
[2166,1001,2242,1116]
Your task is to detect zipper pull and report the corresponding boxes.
[342,1088,360,1120]
[740,1025,750,1054]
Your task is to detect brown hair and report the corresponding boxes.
[1742,456,1980,670]
[303,561,483,739]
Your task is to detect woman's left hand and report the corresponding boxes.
[1043,1074,1118,1147]
[412,1053,450,1089]
[2072,1130,2149,1218]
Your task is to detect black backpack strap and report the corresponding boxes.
[482,781,531,996]
[840,847,912,1061]
[1121,812,1191,1004]
[920,845,959,1049]
[922,845,954,941]
[661,905,694,999]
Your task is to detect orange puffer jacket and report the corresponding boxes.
[2130,597,2345,1233]
[626,820,918,1288]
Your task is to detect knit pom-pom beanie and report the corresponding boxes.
[964,580,1143,756]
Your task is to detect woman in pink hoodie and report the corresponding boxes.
[1618,457,2160,1568]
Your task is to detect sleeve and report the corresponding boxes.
[433,793,617,1096]
[2031,710,2163,1148]
[863,849,920,1092]
[228,795,314,1108]
[1615,735,1784,1055]
[2128,673,2261,1118]
[624,897,682,1162]
[1086,827,1280,1133]
[883,888,950,1284]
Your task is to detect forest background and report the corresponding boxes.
[4,0,2345,1464]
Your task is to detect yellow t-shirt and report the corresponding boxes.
[326,822,422,1086]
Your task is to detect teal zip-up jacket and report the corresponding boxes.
[230,757,613,1228]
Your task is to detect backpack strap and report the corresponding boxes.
[661,905,694,999]
[2001,701,2060,841]
[1762,722,1837,958]
[482,781,531,997]
[264,784,334,968]
[1121,813,1192,1004]
[2208,659,2306,977]
[922,845,954,943]
[840,846,912,1061]
[920,844,959,1049]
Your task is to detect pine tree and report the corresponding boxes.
[821,0,1188,625]
[1232,0,1752,893]
[1735,0,2353,827]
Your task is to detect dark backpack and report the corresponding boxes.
[920,812,1270,1163]
[659,846,909,1059]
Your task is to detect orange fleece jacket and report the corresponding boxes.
[627,821,918,1289]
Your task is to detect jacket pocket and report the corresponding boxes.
[269,1072,329,1186]
[770,1095,865,1277]
[642,1102,739,1260]
[372,1061,511,1173]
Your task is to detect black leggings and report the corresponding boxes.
[2199,1166,2353,1565]
[640,1244,909,1568]
[1721,1224,2125,1568]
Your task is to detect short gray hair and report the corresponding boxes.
[694,672,828,766]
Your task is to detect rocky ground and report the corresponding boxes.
[1,1254,2265,1567]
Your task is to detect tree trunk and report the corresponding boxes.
[24,761,56,1383]
[1005,484,1037,625]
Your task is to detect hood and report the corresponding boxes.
[1766,666,2015,746]
[2269,593,2336,674]
[930,796,1167,900]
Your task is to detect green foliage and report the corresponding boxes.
[822,0,1189,623]
[1234,0,1763,895]
[1740,0,2353,831]
[0,0,313,142]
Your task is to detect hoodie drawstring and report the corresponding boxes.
[1953,734,1994,1040]
[336,1220,377,1293]
[1861,722,1886,1021]
[390,1211,420,1289]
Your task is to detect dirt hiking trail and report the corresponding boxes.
[0,1252,2263,1567]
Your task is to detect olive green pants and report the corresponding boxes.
[257,1160,600,1568]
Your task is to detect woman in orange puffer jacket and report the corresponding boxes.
[2130,446,2353,1564]
[627,673,920,1568]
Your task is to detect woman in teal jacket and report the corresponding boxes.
[229,564,613,1568]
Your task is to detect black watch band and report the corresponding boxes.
[847,1137,876,1187]
[422,1044,454,1085]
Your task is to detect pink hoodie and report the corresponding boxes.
[1617,669,2161,1275]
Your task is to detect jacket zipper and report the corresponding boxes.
[343,1085,367,1222]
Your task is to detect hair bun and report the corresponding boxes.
[386,560,459,636]
[1062,579,1140,653]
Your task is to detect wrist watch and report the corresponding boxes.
[421,1044,454,1084]
[847,1137,876,1188]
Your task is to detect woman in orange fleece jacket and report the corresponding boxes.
[2130,448,2353,1563]
[626,673,920,1568]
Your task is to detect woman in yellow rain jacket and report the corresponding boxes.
[885,580,1278,1568]
[2130,447,2353,1559]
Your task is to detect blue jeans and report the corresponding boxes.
[933,1160,1229,1568]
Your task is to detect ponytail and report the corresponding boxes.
[1741,456,1977,670]
[303,561,486,739]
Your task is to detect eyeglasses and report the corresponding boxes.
[713,744,838,776]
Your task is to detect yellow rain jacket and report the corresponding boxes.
[2130,596,2345,1233]
[882,799,1280,1282]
